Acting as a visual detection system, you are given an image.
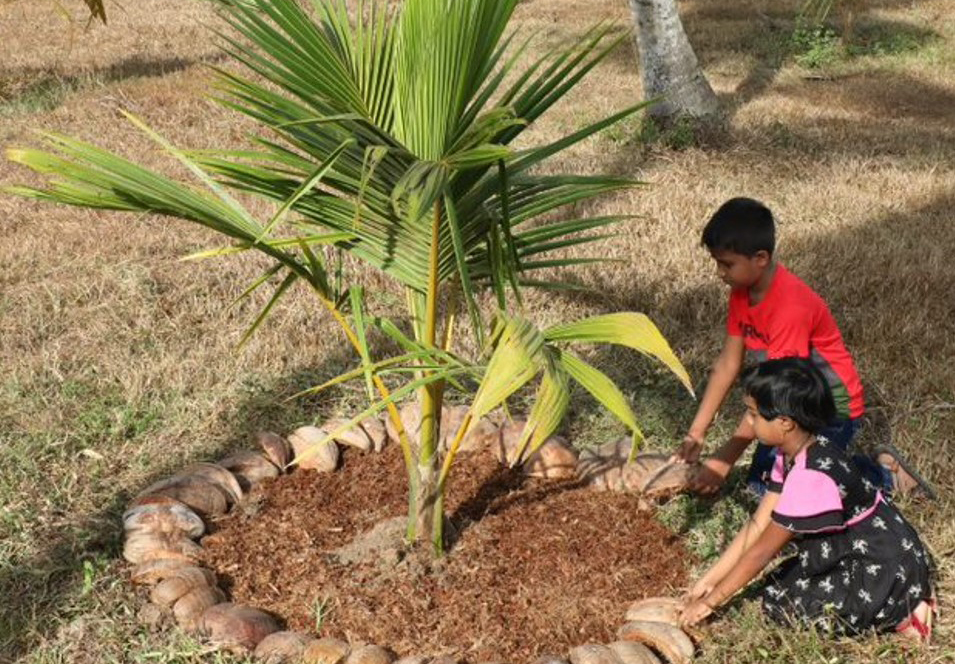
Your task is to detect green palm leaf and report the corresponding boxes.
[545,313,694,395]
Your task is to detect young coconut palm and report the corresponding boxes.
[6,0,693,554]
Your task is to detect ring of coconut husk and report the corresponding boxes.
[123,418,698,663]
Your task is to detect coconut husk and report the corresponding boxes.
[302,637,351,664]
[360,416,388,452]
[256,431,292,469]
[568,644,620,664]
[524,436,579,479]
[288,426,340,472]
[608,641,661,664]
[617,621,694,664]
[122,531,202,564]
[201,602,281,652]
[137,475,230,518]
[130,558,195,586]
[123,500,205,539]
[253,630,315,663]
[177,462,244,505]
[640,464,693,499]
[624,597,683,627]
[173,587,226,632]
[149,566,217,606]
[344,645,394,664]
[219,450,280,491]
[325,417,374,452]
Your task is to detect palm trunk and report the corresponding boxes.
[412,199,446,552]
[627,0,719,121]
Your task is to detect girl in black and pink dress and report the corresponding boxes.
[680,358,935,640]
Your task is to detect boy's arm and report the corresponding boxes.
[688,412,755,494]
[684,490,779,601]
[675,334,745,462]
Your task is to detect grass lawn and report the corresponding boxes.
[0,0,953,662]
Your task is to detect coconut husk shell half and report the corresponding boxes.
[568,644,621,664]
[219,450,280,491]
[288,426,340,472]
[149,566,217,607]
[173,587,226,632]
[256,431,292,469]
[123,500,205,539]
[617,621,694,664]
[344,645,394,664]
[253,630,315,663]
[608,640,661,664]
[624,597,683,627]
[200,602,280,652]
[302,637,351,664]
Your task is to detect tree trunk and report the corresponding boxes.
[628,0,719,121]
[413,384,442,548]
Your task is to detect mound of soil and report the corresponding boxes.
[202,445,692,663]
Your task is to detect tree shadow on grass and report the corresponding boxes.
[0,52,226,115]
[605,1,942,131]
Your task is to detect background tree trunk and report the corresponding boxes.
[628,0,719,122]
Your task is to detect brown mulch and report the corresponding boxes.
[201,444,692,663]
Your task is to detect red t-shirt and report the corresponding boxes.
[727,264,864,419]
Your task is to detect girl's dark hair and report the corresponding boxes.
[741,358,836,433]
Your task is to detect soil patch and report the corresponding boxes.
[202,445,692,663]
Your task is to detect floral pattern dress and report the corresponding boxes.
[761,437,933,634]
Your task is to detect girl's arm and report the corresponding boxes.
[682,516,794,626]
[685,490,779,601]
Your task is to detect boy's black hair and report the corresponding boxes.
[741,358,836,433]
[701,197,775,257]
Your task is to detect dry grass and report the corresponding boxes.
[1,0,953,662]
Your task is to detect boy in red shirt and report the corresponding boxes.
[675,198,925,496]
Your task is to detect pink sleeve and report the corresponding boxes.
[772,467,845,532]
[766,304,812,359]
[725,289,745,337]
[767,454,785,492]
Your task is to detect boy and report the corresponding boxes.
[674,198,913,496]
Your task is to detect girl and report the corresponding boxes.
[680,358,935,640]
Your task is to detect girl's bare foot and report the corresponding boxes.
[876,453,920,495]
[895,600,933,643]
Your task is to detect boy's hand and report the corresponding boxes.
[672,433,704,463]
[679,598,714,627]
[688,457,730,495]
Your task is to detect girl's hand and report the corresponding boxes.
[680,599,714,628]
[683,579,714,603]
